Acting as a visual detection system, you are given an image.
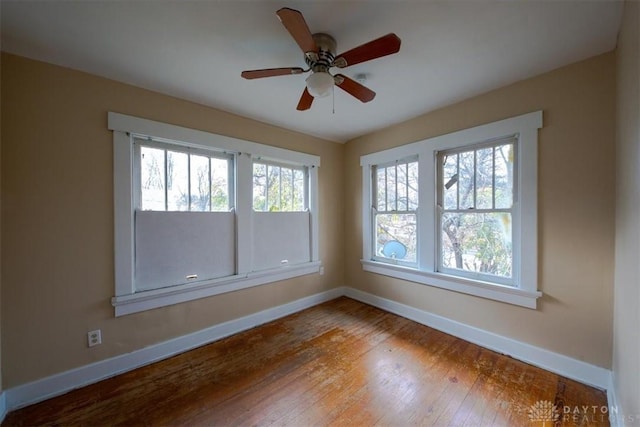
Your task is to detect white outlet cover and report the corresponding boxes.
[88,330,102,347]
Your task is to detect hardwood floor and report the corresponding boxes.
[3,297,609,426]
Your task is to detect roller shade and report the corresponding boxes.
[135,211,235,291]
[252,211,310,271]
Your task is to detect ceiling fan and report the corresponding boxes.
[241,7,401,111]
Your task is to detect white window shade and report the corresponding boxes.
[135,211,235,291]
[252,211,310,271]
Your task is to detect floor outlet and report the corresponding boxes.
[88,329,102,347]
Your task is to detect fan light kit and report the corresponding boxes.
[241,8,401,111]
[305,72,334,98]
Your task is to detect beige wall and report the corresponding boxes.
[344,52,616,368]
[0,53,344,388]
[0,47,621,391]
[613,0,640,418]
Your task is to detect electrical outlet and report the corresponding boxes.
[319,266,325,275]
[88,329,102,347]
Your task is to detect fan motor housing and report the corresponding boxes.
[305,33,336,72]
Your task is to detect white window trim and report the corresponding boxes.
[110,112,321,316]
[360,111,543,309]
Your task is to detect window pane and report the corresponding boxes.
[190,154,210,212]
[293,169,305,211]
[386,165,397,211]
[267,165,281,211]
[281,166,293,211]
[495,144,514,209]
[458,151,475,209]
[376,213,417,263]
[167,151,188,211]
[407,161,419,211]
[442,154,458,210]
[140,146,166,211]
[397,163,408,211]
[253,163,306,212]
[211,158,229,211]
[441,212,512,279]
[377,161,418,213]
[253,163,267,211]
[376,167,387,211]
[476,147,494,209]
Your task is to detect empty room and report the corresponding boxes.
[1,0,638,425]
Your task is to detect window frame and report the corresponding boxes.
[110,112,321,316]
[360,111,542,309]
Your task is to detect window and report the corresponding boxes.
[110,113,321,316]
[252,161,311,271]
[372,158,419,265]
[134,139,236,293]
[360,111,542,308]
[437,139,515,285]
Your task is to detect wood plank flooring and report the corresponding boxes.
[3,297,609,426]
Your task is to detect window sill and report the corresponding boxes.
[360,260,541,308]
[112,261,322,316]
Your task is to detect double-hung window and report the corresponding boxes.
[360,111,542,308]
[437,138,515,285]
[134,140,236,293]
[372,158,419,266]
[110,113,321,316]
[251,160,312,271]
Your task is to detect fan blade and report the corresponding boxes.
[297,87,314,111]
[276,8,318,54]
[241,67,304,80]
[333,33,401,68]
[334,74,376,103]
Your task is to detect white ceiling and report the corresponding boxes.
[1,1,623,143]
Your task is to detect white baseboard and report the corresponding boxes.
[5,286,345,412]
[606,373,624,427]
[343,287,611,390]
[4,286,615,416]
[0,391,7,423]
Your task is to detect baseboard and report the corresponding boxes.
[343,287,611,390]
[0,391,7,423]
[606,373,624,427]
[5,286,346,412]
[4,285,615,415]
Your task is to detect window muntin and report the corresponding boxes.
[253,161,307,212]
[373,159,419,264]
[138,140,233,212]
[437,139,516,285]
